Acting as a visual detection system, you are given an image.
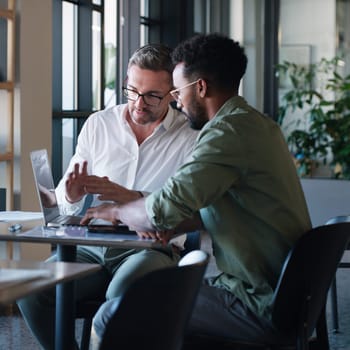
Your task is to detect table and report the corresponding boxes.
[0,220,159,350]
[0,259,101,305]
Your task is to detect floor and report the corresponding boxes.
[0,248,350,349]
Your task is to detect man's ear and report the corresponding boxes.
[198,79,208,98]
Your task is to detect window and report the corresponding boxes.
[52,0,270,183]
[52,0,113,183]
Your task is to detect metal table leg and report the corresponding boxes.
[55,244,77,350]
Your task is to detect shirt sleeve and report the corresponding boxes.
[145,119,242,230]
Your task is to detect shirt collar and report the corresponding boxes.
[215,96,248,118]
[121,103,176,133]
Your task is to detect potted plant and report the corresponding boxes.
[276,57,350,179]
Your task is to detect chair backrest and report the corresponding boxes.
[271,222,350,337]
[98,250,209,350]
[326,215,350,225]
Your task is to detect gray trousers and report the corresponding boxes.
[17,245,179,350]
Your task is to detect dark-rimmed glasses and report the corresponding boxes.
[122,87,169,107]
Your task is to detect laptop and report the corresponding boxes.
[30,149,87,227]
[30,149,133,233]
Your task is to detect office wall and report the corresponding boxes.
[14,0,52,259]
[16,0,52,211]
[280,0,336,62]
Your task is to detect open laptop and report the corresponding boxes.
[30,149,87,227]
[30,149,133,233]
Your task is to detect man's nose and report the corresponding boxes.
[134,95,147,107]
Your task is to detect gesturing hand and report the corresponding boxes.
[82,176,142,204]
[65,161,89,203]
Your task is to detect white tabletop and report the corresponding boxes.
[0,220,159,249]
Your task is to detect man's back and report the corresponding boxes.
[146,96,311,317]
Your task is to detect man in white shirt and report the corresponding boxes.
[17,43,199,350]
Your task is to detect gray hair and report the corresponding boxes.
[128,43,174,76]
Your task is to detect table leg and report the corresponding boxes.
[55,245,77,350]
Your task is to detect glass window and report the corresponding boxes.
[92,10,102,110]
[104,0,117,108]
[336,0,350,75]
[62,1,77,110]
[140,0,149,46]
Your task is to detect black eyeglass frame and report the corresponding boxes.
[122,87,171,107]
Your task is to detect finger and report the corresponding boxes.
[82,161,88,175]
[136,231,148,239]
[73,163,80,176]
[80,213,92,225]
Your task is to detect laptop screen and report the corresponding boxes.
[30,149,61,224]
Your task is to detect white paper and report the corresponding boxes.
[0,211,43,222]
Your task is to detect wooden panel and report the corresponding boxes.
[0,0,15,211]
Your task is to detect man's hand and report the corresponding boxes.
[65,161,89,203]
[82,176,142,203]
[80,203,120,225]
[137,230,175,245]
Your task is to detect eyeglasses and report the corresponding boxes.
[170,79,201,102]
[122,87,169,107]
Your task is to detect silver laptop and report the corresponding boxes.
[30,149,85,227]
[30,149,136,234]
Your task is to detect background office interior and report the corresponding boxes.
[0,0,349,221]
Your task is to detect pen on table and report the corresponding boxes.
[8,223,23,232]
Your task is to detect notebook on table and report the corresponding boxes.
[30,149,135,234]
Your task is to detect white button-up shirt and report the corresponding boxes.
[55,104,199,246]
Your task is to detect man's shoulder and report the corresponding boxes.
[88,104,126,120]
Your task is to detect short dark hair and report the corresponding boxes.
[171,33,247,92]
[128,43,174,76]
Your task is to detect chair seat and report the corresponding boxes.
[75,231,202,350]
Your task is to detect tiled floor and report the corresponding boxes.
[0,304,84,349]
[327,266,350,350]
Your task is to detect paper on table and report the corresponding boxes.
[0,211,43,222]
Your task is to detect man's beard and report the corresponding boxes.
[185,99,208,130]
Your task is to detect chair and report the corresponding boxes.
[91,249,209,350]
[76,230,202,350]
[325,215,350,332]
[182,222,350,350]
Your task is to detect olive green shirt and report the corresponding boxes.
[145,96,311,318]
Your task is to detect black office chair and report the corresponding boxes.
[182,222,350,350]
[76,230,202,350]
[90,249,209,350]
[325,215,350,333]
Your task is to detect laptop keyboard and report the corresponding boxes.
[52,215,83,225]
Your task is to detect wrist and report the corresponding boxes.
[65,194,82,204]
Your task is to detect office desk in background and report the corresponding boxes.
[0,220,159,350]
[0,259,101,305]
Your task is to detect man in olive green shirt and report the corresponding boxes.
[82,33,311,345]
